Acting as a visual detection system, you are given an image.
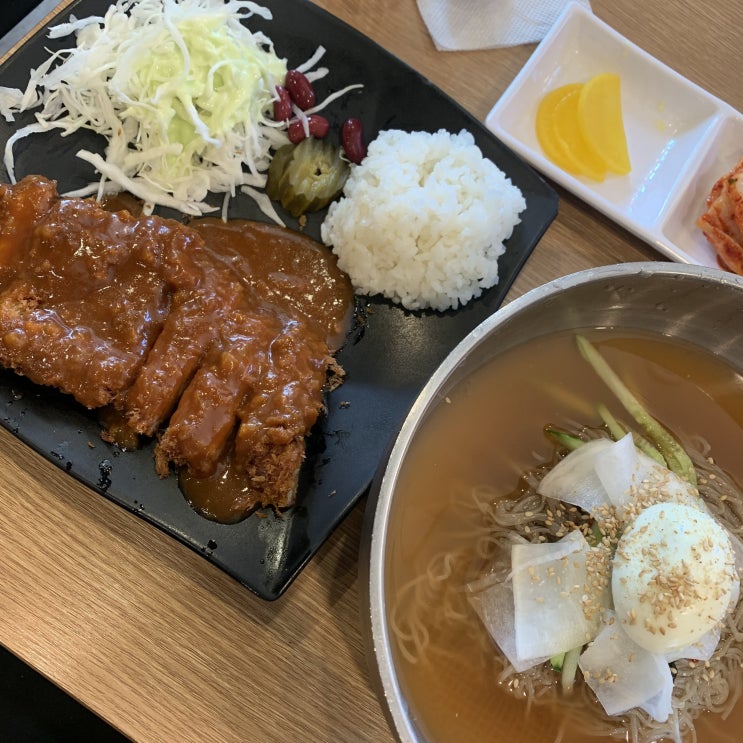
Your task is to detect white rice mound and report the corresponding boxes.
[320,128,526,312]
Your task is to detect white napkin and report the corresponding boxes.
[417,0,591,51]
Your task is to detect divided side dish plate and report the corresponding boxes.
[486,1,743,268]
[0,0,557,599]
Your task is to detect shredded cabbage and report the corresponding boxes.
[4,0,297,216]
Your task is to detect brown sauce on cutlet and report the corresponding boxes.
[190,218,354,351]
[0,177,354,524]
[174,219,353,523]
[0,177,199,408]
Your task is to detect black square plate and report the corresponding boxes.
[0,0,558,599]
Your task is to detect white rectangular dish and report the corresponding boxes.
[486,1,743,268]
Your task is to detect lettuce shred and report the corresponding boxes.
[4,0,300,217]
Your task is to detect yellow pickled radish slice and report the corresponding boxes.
[552,87,607,181]
[578,72,631,175]
[535,83,583,175]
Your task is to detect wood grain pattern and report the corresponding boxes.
[0,1,741,741]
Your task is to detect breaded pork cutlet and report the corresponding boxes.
[235,321,332,508]
[0,175,345,517]
[0,176,184,407]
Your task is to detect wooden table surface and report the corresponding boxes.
[0,1,741,741]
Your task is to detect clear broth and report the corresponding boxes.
[384,329,743,743]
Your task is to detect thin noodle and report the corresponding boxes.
[390,429,743,743]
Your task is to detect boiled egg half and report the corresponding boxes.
[612,502,739,655]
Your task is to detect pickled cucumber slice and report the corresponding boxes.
[266,137,350,217]
[265,144,295,202]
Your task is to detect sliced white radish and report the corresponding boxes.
[540,435,703,524]
[593,432,648,513]
[508,529,584,578]
[537,439,613,515]
[639,660,675,723]
[511,531,610,660]
[467,574,548,673]
[665,625,721,664]
[579,615,674,722]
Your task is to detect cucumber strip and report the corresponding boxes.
[545,426,584,451]
[631,432,668,467]
[561,645,582,693]
[587,521,604,547]
[550,651,566,671]
[597,404,667,466]
[596,403,626,442]
[576,335,696,486]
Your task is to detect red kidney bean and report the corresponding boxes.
[287,115,330,144]
[341,118,366,164]
[285,70,316,111]
[273,85,292,121]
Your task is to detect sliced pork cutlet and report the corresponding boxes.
[233,319,331,509]
[118,258,246,437]
[0,176,349,520]
[0,176,58,285]
[0,180,187,407]
[154,306,281,478]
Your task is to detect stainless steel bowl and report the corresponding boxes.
[360,262,743,742]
